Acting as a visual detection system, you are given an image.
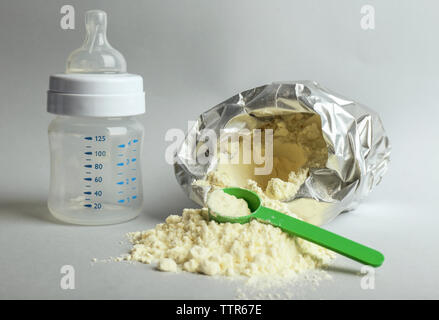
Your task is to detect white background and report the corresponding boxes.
[0,0,438,299]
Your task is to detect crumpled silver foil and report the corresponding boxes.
[174,81,391,225]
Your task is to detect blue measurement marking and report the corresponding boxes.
[84,204,92,208]
[132,195,137,200]
[131,158,136,162]
[84,177,92,181]
[133,139,138,143]
[116,181,124,185]
[118,199,125,203]
[86,159,92,161]
[84,191,91,195]
[118,191,123,194]
[117,162,124,166]
[118,153,123,157]
[84,137,92,141]
[85,171,91,174]
[85,198,91,201]
[85,146,92,148]
[85,185,91,188]
[84,152,92,155]
[131,177,136,181]
[118,144,125,148]
[84,164,92,168]
[128,140,131,146]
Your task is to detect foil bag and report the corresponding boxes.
[174,82,391,225]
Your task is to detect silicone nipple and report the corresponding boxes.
[66,10,127,73]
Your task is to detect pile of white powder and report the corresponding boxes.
[121,112,335,285]
[126,207,334,277]
[122,170,335,281]
[207,189,252,217]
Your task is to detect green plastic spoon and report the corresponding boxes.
[208,187,384,267]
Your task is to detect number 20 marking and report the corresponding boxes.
[94,203,102,209]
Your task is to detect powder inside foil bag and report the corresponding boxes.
[196,111,331,225]
[215,112,328,189]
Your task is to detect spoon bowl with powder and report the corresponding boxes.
[207,188,385,267]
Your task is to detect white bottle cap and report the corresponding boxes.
[47,10,145,117]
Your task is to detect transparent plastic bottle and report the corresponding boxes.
[47,10,145,225]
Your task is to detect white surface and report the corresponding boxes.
[0,0,439,299]
[48,74,145,117]
[0,188,438,299]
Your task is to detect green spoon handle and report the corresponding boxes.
[254,206,384,267]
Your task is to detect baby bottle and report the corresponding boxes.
[47,10,145,225]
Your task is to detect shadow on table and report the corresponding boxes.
[325,264,362,276]
[140,192,199,223]
[0,191,198,226]
[0,200,68,225]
